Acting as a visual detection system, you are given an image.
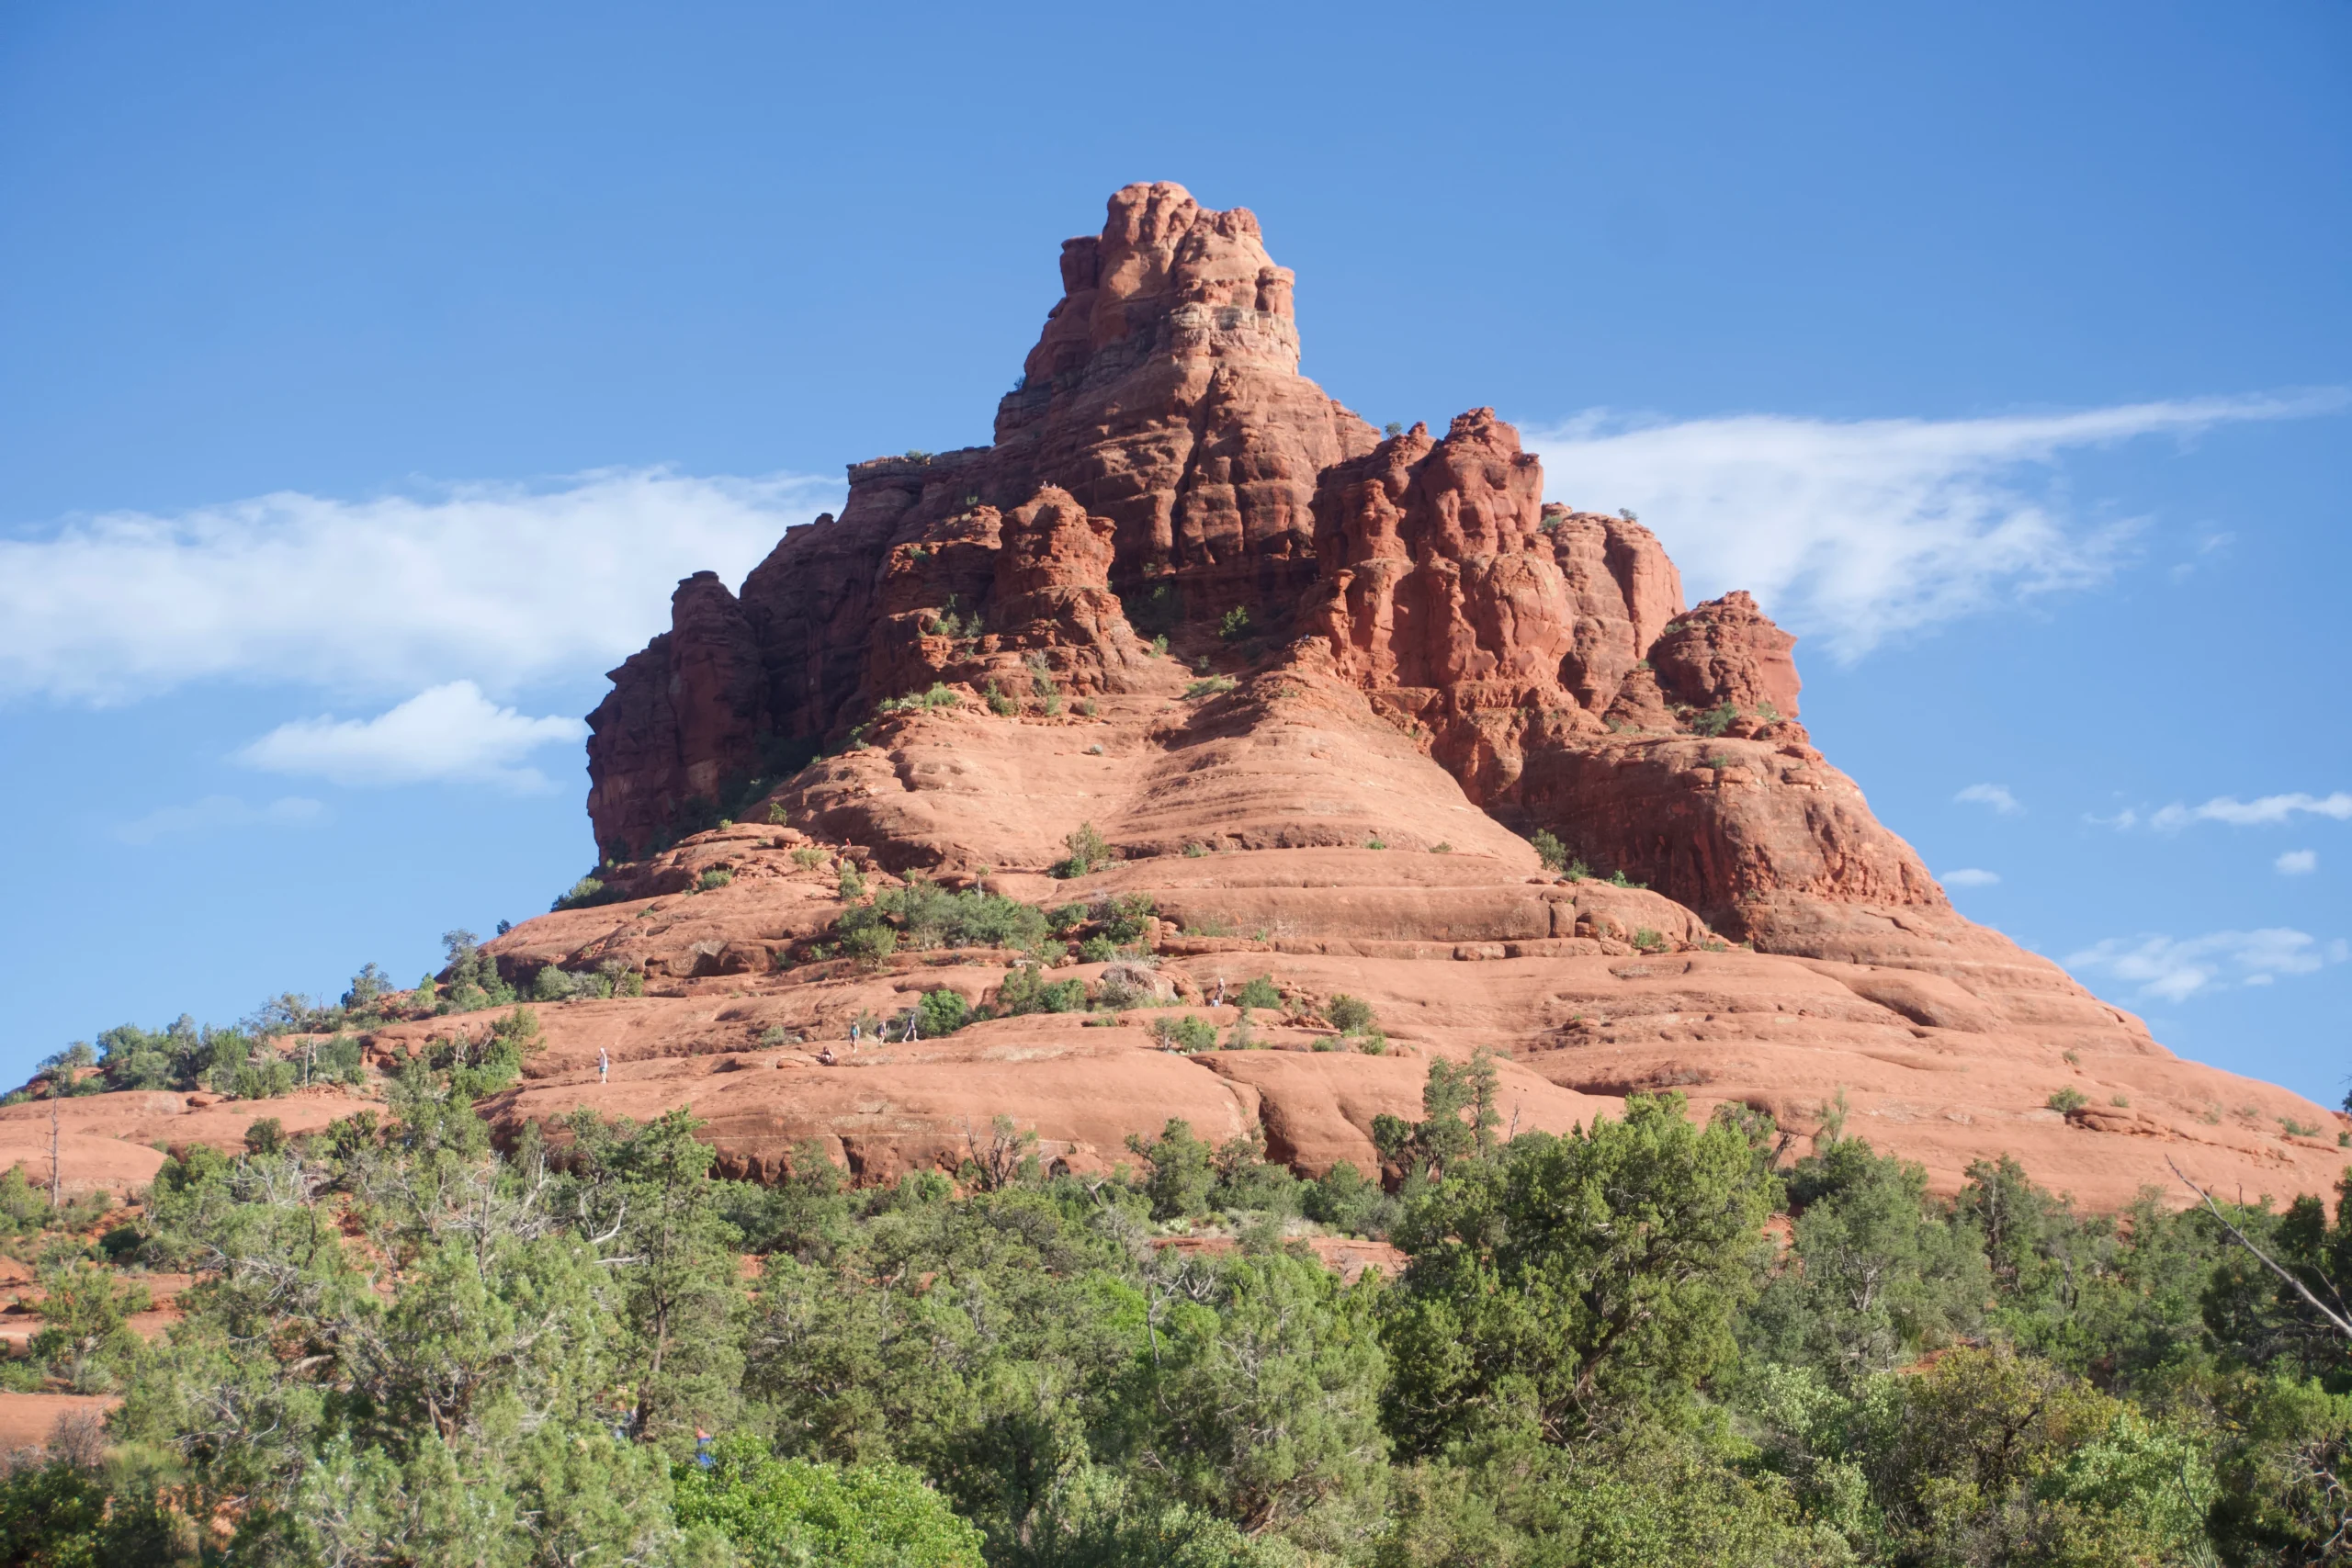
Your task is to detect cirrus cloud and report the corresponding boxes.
[1521,392,2342,658]
[2150,792,2352,831]
[0,468,840,705]
[2065,927,2347,1003]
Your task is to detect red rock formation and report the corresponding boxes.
[584,571,769,859]
[586,182,1377,854]
[492,183,2352,1213]
[1651,590,1802,721]
[992,183,1377,581]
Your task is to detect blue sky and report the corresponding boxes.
[2,2,2346,1101]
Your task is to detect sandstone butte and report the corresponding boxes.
[28,182,2346,1215]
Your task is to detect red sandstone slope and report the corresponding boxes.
[39,183,2337,1213]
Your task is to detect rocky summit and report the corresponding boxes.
[41,183,2345,1209]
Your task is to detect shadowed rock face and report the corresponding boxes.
[522,183,2350,1209]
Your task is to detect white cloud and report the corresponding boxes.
[2278,849,2319,875]
[2149,792,2352,830]
[1941,868,2000,887]
[115,794,324,845]
[0,468,840,705]
[1955,783,2023,816]
[1522,393,2342,658]
[237,682,588,790]
[2065,928,2347,1003]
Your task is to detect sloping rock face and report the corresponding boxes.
[514,182,2349,1211]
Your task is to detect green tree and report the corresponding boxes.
[28,1259,149,1393]
[1127,1120,1216,1221]
[561,1109,747,1446]
[1372,1052,1502,1184]
[672,1437,984,1566]
[1744,1136,1988,1390]
[1382,1093,1774,1452]
[1131,1250,1390,1537]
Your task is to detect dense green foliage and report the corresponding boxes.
[5,1044,2351,1565]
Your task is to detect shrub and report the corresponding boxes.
[2047,1086,2090,1114]
[1632,927,1668,953]
[1327,994,1376,1035]
[1054,821,1114,879]
[872,879,1050,952]
[551,875,612,912]
[1364,836,1387,851]
[842,923,899,967]
[1237,975,1281,1010]
[985,681,1017,716]
[1079,935,1118,964]
[1182,842,1208,859]
[1430,841,1453,853]
[1694,701,1738,738]
[697,868,733,893]
[1100,893,1156,944]
[1126,1119,1216,1219]
[1149,634,1170,657]
[2280,1115,2321,1138]
[997,964,1089,1016]
[791,846,828,871]
[1304,1159,1394,1237]
[1182,676,1236,699]
[1149,1015,1219,1053]
[1565,858,1592,882]
[1529,829,1567,871]
[532,964,585,1002]
[767,801,792,824]
[1217,604,1250,641]
[672,1438,983,1568]
[915,989,969,1037]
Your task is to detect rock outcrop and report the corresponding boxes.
[130,181,2335,1214]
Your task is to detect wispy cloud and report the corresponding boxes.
[2278,850,2318,876]
[1522,393,2341,658]
[1941,868,2000,887]
[115,794,324,845]
[2149,792,2352,831]
[237,682,588,790]
[0,468,840,705]
[2065,928,2347,1003]
[1955,784,2023,816]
